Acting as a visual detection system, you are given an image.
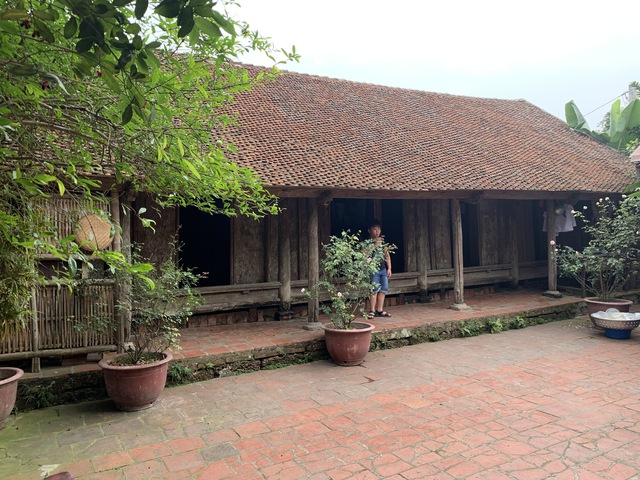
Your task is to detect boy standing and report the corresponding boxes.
[367,220,392,319]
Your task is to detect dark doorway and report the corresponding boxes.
[460,202,480,267]
[381,200,405,273]
[178,207,230,286]
[330,199,373,237]
[329,199,405,273]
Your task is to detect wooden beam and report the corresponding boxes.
[119,191,134,351]
[416,200,429,301]
[267,186,605,202]
[30,288,40,373]
[450,199,470,310]
[544,200,562,298]
[278,200,292,318]
[307,198,320,323]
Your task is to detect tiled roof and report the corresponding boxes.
[223,67,636,197]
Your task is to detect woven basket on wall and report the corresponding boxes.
[74,214,114,251]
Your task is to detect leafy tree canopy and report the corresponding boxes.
[0,0,298,325]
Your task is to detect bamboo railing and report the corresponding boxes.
[0,280,118,372]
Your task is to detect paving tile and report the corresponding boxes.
[7,291,640,479]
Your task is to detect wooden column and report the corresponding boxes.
[110,189,125,352]
[30,288,40,373]
[416,200,430,302]
[450,199,470,310]
[110,190,121,253]
[118,190,135,350]
[544,200,562,298]
[277,200,292,319]
[307,198,320,323]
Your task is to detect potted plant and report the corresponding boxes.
[98,243,202,411]
[307,230,395,366]
[556,196,640,326]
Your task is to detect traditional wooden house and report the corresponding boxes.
[3,66,636,370]
[135,67,636,323]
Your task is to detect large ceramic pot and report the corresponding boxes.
[99,352,172,411]
[584,297,633,328]
[0,367,24,429]
[323,322,375,366]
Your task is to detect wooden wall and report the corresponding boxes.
[144,196,546,288]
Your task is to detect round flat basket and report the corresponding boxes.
[590,313,640,331]
[75,214,114,251]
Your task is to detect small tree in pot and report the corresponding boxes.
[308,231,395,365]
[556,196,640,323]
[99,242,202,410]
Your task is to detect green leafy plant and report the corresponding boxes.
[113,242,203,366]
[508,316,527,329]
[487,318,503,334]
[167,363,195,386]
[458,320,483,337]
[566,91,640,154]
[306,230,395,329]
[19,381,55,409]
[556,197,640,301]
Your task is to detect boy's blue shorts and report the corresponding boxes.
[370,269,389,293]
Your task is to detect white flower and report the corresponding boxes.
[583,206,588,210]
[301,288,306,293]
[337,292,343,297]
[550,240,556,246]
[622,195,627,199]
[605,197,610,201]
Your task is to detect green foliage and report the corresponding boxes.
[565,91,640,155]
[0,233,37,337]
[117,241,203,365]
[427,331,441,342]
[556,197,640,301]
[0,0,298,335]
[507,316,527,329]
[458,320,483,337]
[306,231,395,329]
[166,362,194,385]
[486,318,503,334]
[19,381,55,409]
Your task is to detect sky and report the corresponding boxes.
[229,0,640,127]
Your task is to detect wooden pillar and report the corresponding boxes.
[307,198,320,323]
[277,200,292,319]
[544,200,562,298]
[110,190,121,253]
[416,200,430,302]
[450,199,470,310]
[30,288,40,373]
[118,191,135,350]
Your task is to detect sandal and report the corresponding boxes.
[375,311,391,317]
[367,311,375,319]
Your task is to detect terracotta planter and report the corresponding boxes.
[584,297,633,328]
[323,322,375,366]
[99,352,172,411]
[0,367,24,429]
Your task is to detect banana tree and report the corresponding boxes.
[565,97,640,153]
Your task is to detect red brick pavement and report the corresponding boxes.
[5,290,640,479]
